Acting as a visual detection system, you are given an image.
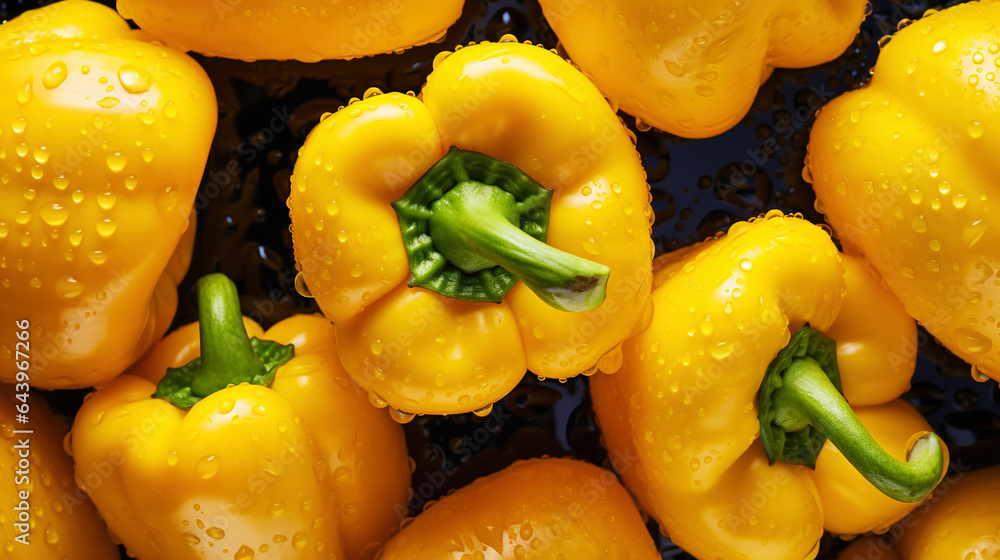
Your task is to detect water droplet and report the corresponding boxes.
[106,152,127,172]
[389,408,415,424]
[96,219,118,237]
[55,275,84,298]
[932,40,947,53]
[17,76,33,104]
[968,121,985,138]
[234,545,254,560]
[44,525,59,545]
[326,201,340,216]
[268,502,286,517]
[368,392,388,408]
[97,96,120,108]
[294,272,313,297]
[43,61,68,89]
[350,264,363,277]
[163,102,178,119]
[219,399,235,414]
[473,403,493,417]
[955,329,992,356]
[40,203,69,226]
[118,63,151,94]
[738,258,752,271]
[292,532,308,549]
[206,526,225,540]
[182,532,201,545]
[97,191,117,210]
[166,451,179,466]
[196,456,220,479]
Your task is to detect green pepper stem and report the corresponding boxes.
[428,181,609,312]
[189,273,266,397]
[771,357,944,503]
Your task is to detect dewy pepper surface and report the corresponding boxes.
[808,0,1000,382]
[838,466,1000,559]
[538,0,868,138]
[71,274,411,560]
[0,384,119,559]
[116,0,464,62]
[591,214,946,560]
[288,38,654,420]
[378,457,661,560]
[0,0,217,389]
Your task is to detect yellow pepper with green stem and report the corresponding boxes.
[537,0,868,138]
[71,274,411,560]
[116,0,464,62]
[0,0,217,389]
[1,384,119,559]
[289,38,653,420]
[807,0,1000,382]
[592,213,946,560]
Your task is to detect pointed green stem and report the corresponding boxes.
[770,356,944,503]
[189,273,265,397]
[429,182,609,312]
[153,273,294,410]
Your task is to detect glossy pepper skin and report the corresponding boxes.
[592,213,945,560]
[537,0,867,138]
[289,38,653,418]
[838,467,1000,559]
[896,466,1000,559]
[72,275,411,560]
[116,0,463,62]
[379,457,660,560]
[808,0,1000,382]
[0,384,118,559]
[0,0,216,389]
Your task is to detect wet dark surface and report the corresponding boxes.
[7,0,997,558]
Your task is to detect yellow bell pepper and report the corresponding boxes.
[0,0,217,389]
[1,384,119,559]
[537,0,867,138]
[71,274,411,560]
[288,38,653,420]
[116,0,464,62]
[837,466,1000,559]
[378,457,660,560]
[592,213,947,560]
[896,465,1000,559]
[807,0,1000,382]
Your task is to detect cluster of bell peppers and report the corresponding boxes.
[1,1,998,560]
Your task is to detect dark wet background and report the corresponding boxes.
[4,0,996,557]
